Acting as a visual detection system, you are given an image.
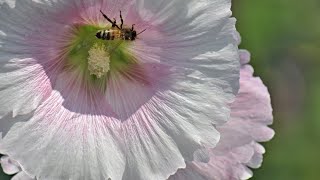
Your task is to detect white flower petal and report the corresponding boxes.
[0,0,15,8]
[12,171,34,180]
[246,143,265,169]
[0,62,51,118]
[169,49,274,180]
[0,155,20,175]
[0,91,126,180]
[0,113,31,138]
[0,1,52,118]
[239,49,251,65]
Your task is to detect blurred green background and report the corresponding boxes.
[1,0,320,179]
[233,0,320,179]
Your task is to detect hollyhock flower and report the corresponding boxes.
[169,50,274,180]
[0,0,239,179]
[0,50,274,180]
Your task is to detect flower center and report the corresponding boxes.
[88,43,110,78]
[65,24,137,81]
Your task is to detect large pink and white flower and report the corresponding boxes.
[0,0,239,179]
[0,49,275,180]
[169,50,274,180]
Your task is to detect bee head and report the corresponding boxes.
[131,30,137,41]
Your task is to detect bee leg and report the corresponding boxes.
[100,10,114,24]
[112,18,117,28]
[100,10,121,29]
[120,11,124,29]
[131,24,135,31]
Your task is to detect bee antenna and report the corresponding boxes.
[137,29,147,35]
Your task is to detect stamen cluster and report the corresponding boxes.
[87,43,111,78]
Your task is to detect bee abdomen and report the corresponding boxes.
[96,30,111,40]
[104,30,113,40]
[103,30,111,40]
[96,29,124,40]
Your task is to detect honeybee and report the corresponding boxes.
[96,10,146,41]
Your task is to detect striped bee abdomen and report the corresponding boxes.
[96,29,122,40]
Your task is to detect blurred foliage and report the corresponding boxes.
[232,0,320,179]
[1,0,320,179]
